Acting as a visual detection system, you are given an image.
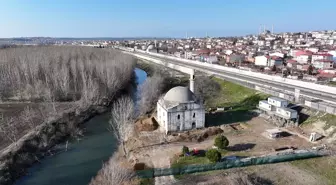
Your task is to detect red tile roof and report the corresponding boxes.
[269,56,282,60]
[287,59,297,63]
[314,60,334,63]
[313,53,333,57]
[302,65,310,70]
[296,50,313,56]
[195,49,210,55]
[317,73,335,78]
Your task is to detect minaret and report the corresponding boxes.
[259,25,261,35]
[272,25,274,34]
[189,70,195,93]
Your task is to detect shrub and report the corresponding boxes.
[205,149,221,162]
[214,135,229,149]
[182,146,189,154]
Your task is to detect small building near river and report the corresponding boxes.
[156,86,205,134]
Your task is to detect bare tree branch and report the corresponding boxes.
[89,154,136,185]
[109,96,135,156]
[137,74,165,116]
[0,46,135,106]
[0,117,20,145]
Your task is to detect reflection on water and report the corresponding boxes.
[15,68,147,185]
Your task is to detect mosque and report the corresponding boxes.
[156,81,205,134]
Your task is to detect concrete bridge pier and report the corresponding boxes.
[295,88,301,103]
[190,69,195,93]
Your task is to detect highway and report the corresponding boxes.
[127,50,336,106]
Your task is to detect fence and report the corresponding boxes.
[305,100,336,115]
[136,152,321,178]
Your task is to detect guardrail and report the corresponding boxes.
[129,48,336,96]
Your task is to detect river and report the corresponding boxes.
[14,68,147,185]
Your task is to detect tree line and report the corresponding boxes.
[0,46,136,148]
[0,46,135,105]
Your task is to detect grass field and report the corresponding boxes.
[172,156,210,167]
[204,77,269,126]
[139,178,154,185]
[206,78,269,110]
[328,81,336,87]
[291,156,336,185]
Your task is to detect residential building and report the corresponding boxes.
[226,54,245,64]
[255,56,283,67]
[295,50,313,64]
[202,54,218,64]
[286,59,297,68]
[255,56,268,66]
[270,52,285,58]
[312,60,334,70]
[312,53,333,63]
[269,56,284,66]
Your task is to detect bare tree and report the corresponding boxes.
[109,96,134,156]
[137,74,165,116]
[0,117,20,146]
[0,46,135,106]
[194,76,221,101]
[20,106,41,131]
[89,155,136,185]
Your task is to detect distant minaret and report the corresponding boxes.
[272,25,274,34]
[186,31,188,39]
[206,31,208,38]
[190,70,195,93]
[259,25,262,35]
[263,25,266,33]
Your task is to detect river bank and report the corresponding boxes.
[0,103,107,185]
[0,68,144,185]
[88,60,193,185]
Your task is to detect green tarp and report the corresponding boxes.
[136,152,321,178]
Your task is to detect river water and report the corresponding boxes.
[15,68,147,185]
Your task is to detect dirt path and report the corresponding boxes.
[133,139,215,185]
[249,163,325,185]
[153,157,175,185]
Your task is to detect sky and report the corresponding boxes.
[0,0,335,38]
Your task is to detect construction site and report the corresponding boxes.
[126,70,336,185]
[258,96,299,127]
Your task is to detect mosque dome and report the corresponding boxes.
[163,86,196,103]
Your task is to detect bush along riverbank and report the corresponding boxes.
[0,46,136,185]
[0,104,102,184]
[89,61,191,185]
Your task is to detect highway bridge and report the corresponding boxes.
[118,47,336,115]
